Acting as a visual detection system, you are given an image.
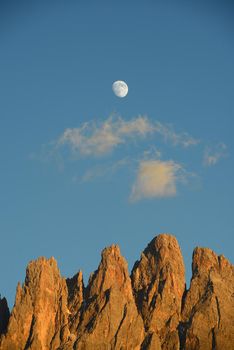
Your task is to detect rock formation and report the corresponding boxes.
[180,247,234,350]
[131,234,185,349]
[0,234,233,350]
[73,245,145,350]
[66,271,84,337]
[0,297,9,336]
[0,257,70,350]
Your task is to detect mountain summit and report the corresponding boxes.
[0,234,233,349]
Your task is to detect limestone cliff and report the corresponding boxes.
[74,245,145,350]
[0,234,233,350]
[180,247,234,350]
[131,234,185,350]
[0,257,70,350]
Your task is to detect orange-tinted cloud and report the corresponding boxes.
[130,160,183,201]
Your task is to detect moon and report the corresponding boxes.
[112,80,128,98]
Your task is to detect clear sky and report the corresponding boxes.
[1,0,234,307]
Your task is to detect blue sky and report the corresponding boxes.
[1,0,233,307]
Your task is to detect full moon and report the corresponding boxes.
[112,80,128,98]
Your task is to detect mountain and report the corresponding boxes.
[0,234,233,350]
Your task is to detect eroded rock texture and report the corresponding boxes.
[0,257,70,350]
[131,234,185,350]
[74,244,145,350]
[0,234,233,350]
[66,271,84,336]
[180,247,234,350]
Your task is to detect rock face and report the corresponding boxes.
[66,271,84,337]
[0,234,233,350]
[131,234,185,350]
[74,245,145,350]
[0,257,70,350]
[180,247,234,350]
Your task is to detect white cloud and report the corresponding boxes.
[117,117,153,136]
[57,116,154,157]
[203,143,227,166]
[55,115,198,158]
[42,115,200,197]
[154,121,199,147]
[130,160,184,201]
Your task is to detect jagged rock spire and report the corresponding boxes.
[0,234,233,350]
[131,234,186,349]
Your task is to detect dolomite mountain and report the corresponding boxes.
[0,234,233,350]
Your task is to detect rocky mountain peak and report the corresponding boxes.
[0,234,233,350]
[87,244,130,299]
[0,256,70,350]
[131,233,185,349]
[181,247,234,350]
[192,247,220,276]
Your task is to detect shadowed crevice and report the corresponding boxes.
[0,297,10,335]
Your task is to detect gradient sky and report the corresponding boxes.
[1,0,234,307]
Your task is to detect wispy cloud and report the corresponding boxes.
[56,116,154,157]
[154,121,199,147]
[35,113,226,201]
[54,115,199,158]
[38,115,202,200]
[141,146,162,160]
[130,159,186,201]
[203,143,227,166]
[80,158,129,182]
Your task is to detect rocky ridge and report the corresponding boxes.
[0,234,233,350]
